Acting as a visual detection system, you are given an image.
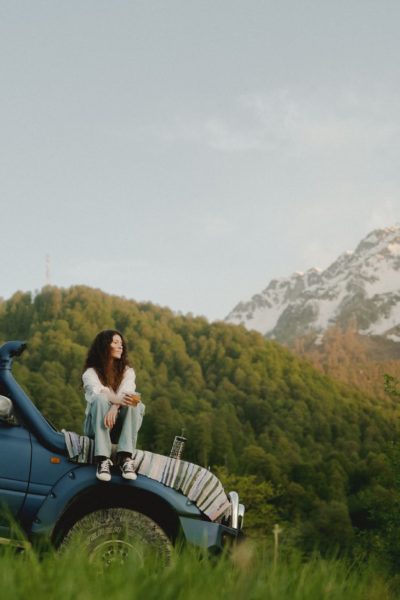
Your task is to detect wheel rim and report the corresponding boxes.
[89,539,145,567]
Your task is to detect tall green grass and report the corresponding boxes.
[0,542,394,600]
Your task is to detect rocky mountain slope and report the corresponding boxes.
[226,226,400,345]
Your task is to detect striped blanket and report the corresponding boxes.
[131,449,231,522]
[62,430,95,463]
[62,431,231,522]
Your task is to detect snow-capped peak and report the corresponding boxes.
[226,226,400,343]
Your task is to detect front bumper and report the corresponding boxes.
[179,489,245,551]
[179,516,243,552]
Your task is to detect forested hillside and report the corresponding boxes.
[0,286,398,552]
[294,325,400,401]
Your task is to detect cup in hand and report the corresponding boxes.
[125,392,141,406]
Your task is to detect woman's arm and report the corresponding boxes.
[82,368,120,406]
[118,368,143,408]
[116,367,136,399]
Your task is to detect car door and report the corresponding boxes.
[0,402,31,535]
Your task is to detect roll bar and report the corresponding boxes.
[0,341,27,370]
[0,340,66,454]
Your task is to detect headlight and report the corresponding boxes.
[238,502,245,530]
[228,491,245,531]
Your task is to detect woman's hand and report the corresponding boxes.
[104,404,119,429]
[122,393,141,407]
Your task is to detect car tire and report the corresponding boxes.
[59,507,172,567]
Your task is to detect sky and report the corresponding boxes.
[1,1,400,321]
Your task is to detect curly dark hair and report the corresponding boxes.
[83,329,130,391]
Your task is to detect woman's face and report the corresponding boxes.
[109,334,123,360]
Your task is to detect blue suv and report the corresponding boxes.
[0,341,244,562]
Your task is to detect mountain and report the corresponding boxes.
[1,285,399,550]
[226,226,400,345]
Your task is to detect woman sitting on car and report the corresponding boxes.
[82,330,144,482]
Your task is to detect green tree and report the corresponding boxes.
[214,466,279,538]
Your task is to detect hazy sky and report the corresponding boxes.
[1,1,399,320]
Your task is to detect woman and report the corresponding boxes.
[82,330,144,482]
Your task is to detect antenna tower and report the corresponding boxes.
[45,254,51,286]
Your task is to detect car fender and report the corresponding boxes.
[30,463,202,543]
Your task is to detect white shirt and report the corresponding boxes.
[82,367,137,415]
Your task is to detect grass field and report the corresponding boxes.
[0,540,395,600]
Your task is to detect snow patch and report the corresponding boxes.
[387,334,400,342]
[366,302,400,335]
[363,261,400,296]
[387,242,400,256]
[312,294,343,330]
[243,303,285,334]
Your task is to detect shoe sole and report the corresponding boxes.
[96,473,111,482]
[121,471,137,480]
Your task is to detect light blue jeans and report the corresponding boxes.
[83,393,144,459]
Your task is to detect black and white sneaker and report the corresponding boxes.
[120,458,137,480]
[96,458,113,482]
